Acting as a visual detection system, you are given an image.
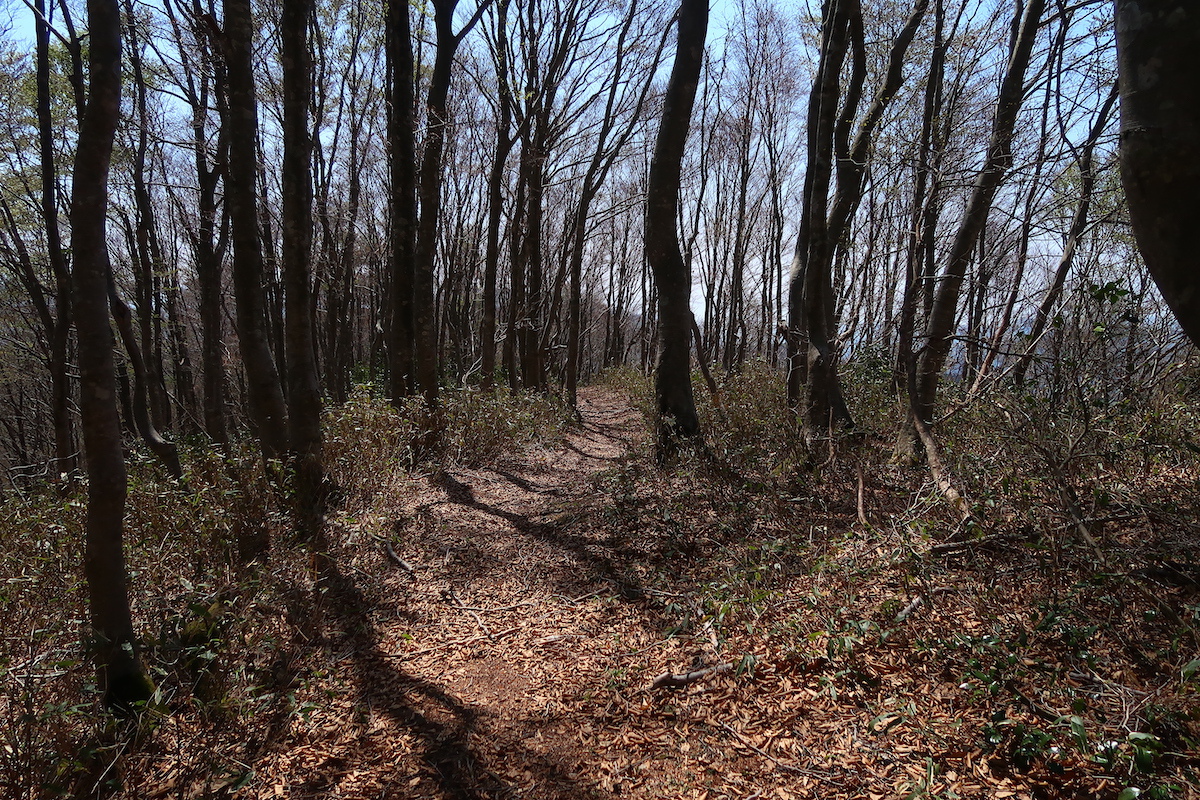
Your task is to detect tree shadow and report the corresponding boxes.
[431,471,648,601]
[305,557,609,799]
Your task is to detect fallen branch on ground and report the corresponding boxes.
[647,662,732,690]
[381,541,416,577]
[442,588,493,639]
[894,586,954,623]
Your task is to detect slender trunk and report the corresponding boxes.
[108,280,185,481]
[223,0,289,458]
[480,1,513,388]
[387,0,417,402]
[36,0,77,475]
[73,0,154,710]
[281,0,324,530]
[174,3,230,444]
[905,0,1044,445]
[413,0,458,406]
[896,0,945,402]
[787,0,855,431]
[1010,83,1117,387]
[124,9,172,431]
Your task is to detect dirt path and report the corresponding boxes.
[260,386,684,799]
[159,385,1162,800]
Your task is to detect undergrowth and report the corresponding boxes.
[587,359,1200,798]
[0,385,568,798]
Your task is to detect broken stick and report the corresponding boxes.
[647,662,732,690]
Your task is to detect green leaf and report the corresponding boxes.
[1117,788,1141,800]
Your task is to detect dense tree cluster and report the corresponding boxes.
[0,0,1192,704]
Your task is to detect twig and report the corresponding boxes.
[894,595,924,623]
[553,588,607,605]
[382,542,416,577]
[929,535,1013,555]
[386,627,522,660]
[856,460,868,526]
[442,588,493,639]
[535,634,586,645]
[716,721,832,779]
[647,662,732,690]
[894,587,954,623]
[1007,681,1063,724]
[450,600,539,613]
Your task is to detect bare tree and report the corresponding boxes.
[281,0,324,529]
[898,0,1045,462]
[388,0,417,403]
[788,0,928,439]
[35,0,77,475]
[647,0,707,456]
[72,0,154,709]
[223,0,289,459]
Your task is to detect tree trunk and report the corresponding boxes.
[281,0,324,532]
[223,0,289,459]
[412,0,488,406]
[1115,0,1200,347]
[387,0,417,403]
[646,0,707,457]
[787,0,855,435]
[479,0,514,388]
[792,0,927,439]
[124,8,173,433]
[900,0,1044,458]
[107,280,185,481]
[72,0,155,711]
[36,0,77,476]
[1011,82,1118,386]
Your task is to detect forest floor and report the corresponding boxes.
[9,381,1200,799]
[131,383,1197,800]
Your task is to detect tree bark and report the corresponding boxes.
[35,0,77,476]
[791,0,927,439]
[281,0,324,532]
[387,0,417,403]
[646,0,707,456]
[222,0,289,459]
[72,0,155,710]
[787,0,855,435]
[1115,0,1200,347]
[412,0,490,406]
[479,0,514,388]
[108,280,185,482]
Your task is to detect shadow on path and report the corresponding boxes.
[311,558,608,799]
[431,471,648,601]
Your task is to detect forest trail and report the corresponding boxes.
[255,385,691,799]
[206,382,1190,800]
[69,382,1200,799]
